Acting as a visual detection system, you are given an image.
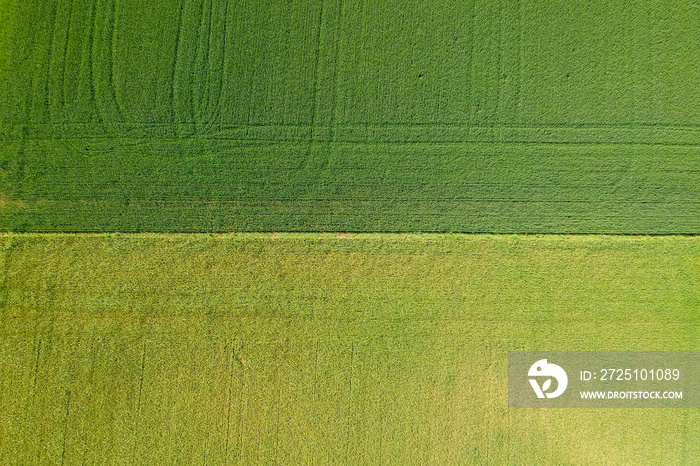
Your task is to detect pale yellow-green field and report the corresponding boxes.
[1,234,698,464]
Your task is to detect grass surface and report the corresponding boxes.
[1,233,699,464]
[2,1,699,464]
[2,0,700,232]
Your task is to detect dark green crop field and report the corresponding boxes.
[2,0,700,232]
[1,234,699,464]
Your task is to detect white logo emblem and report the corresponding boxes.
[528,359,568,398]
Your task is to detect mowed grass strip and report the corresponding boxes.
[2,1,700,233]
[1,233,698,464]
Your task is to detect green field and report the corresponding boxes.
[1,234,699,464]
[2,0,700,232]
[2,1,700,464]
